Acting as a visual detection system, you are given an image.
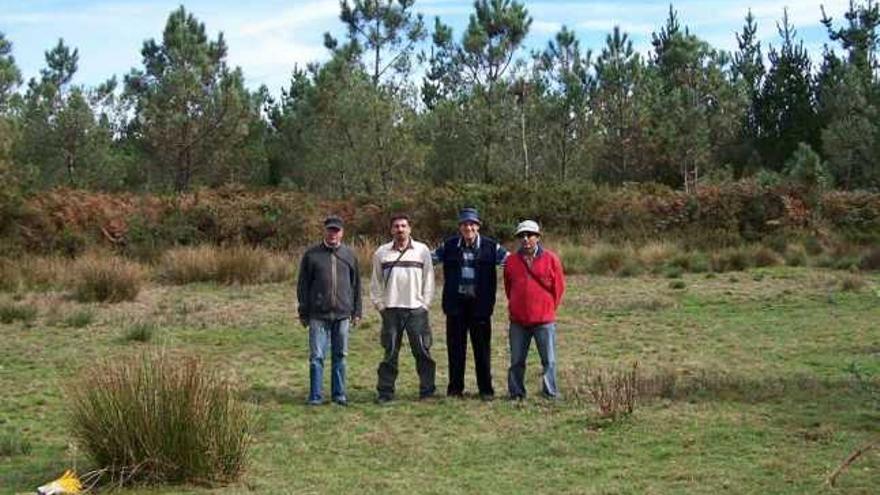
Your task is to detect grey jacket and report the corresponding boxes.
[297,243,362,322]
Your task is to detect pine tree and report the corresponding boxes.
[756,9,818,171]
[124,7,255,191]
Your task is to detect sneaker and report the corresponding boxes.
[307,399,323,406]
[332,398,348,407]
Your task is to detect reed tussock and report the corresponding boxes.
[157,246,292,285]
[68,351,254,485]
[69,254,144,303]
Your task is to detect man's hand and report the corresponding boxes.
[351,316,361,327]
[300,316,309,328]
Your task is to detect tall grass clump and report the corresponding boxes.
[124,322,156,343]
[0,427,32,457]
[67,351,254,485]
[637,241,678,270]
[215,246,290,284]
[0,303,38,324]
[155,246,219,284]
[157,246,291,285]
[587,243,632,276]
[70,254,144,303]
[710,246,753,272]
[351,239,378,278]
[752,246,782,268]
[0,258,20,292]
[784,244,808,267]
[63,308,95,328]
[557,243,592,275]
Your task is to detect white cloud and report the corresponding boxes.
[238,0,340,37]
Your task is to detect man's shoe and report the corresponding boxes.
[332,398,349,407]
[480,393,495,402]
[307,399,323,406]
[375,395,393,405]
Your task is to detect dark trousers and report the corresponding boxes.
[446,298,494,397]
[376,308,436,399]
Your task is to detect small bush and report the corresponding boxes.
[618,259,644,277]
[0,303,38,324]
[587,244,629,276]
[840,274,866,292]
[669,280,687,290]
[803,236,824,256]
[124,322,156,343]
[663,265,684,279]
[784,245,807,267]
[63,309,95,328]
[575,363,640,419]
[68,351,254,485]
[70,255,144,303]
[711,247,752,272]
[752,246,782,268]
[816,254,861,271]
[859,247,880,271]
[0,428,32,457]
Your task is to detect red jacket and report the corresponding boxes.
[504,247,565,326]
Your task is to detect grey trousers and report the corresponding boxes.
[376,307,436,399]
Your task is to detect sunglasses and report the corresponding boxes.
[517,232,539,239]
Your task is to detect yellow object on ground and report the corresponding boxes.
[36,470,83,495]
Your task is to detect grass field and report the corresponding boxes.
[1,266,878,494]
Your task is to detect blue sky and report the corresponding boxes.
[0,0,854,95]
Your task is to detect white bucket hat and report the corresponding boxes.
[514,220,541,236]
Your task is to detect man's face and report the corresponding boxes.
[390,219,411,243]
[518,232,539,252]
[458,221,480,243]
[324,226,343,247]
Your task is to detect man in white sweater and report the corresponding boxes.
[370,213,436,402]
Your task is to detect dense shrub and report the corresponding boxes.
[68,351,254,485]
[5,183,880,254]
[70,255,144,303]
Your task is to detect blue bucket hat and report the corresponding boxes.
[458,207,481,225]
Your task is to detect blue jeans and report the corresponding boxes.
[308,318,350,404]
[508,322,558,399]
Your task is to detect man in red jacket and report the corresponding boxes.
[503,220,565,399]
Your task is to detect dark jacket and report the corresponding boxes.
[437,235,504,318]
[297,243,362,322]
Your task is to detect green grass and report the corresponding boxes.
[0,266,878,493]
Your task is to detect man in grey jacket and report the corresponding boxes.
[297,215,362,406]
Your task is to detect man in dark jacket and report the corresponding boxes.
[434,207,507,399]
[297,215,362,406]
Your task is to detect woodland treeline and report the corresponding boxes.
[1,0,880,199]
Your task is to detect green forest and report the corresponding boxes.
[1,0,880,197]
